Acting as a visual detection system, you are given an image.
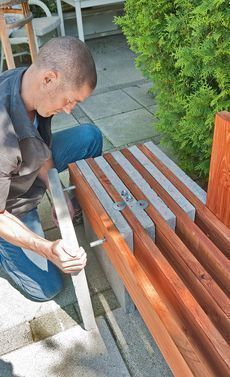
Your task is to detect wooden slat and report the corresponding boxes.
[104,153,230,343]
[138,143,230,258]
[87,157,230,377]
[122,148,230,295]
[69,162,214,377]
[206,112,230,227]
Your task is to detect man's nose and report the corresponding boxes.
[63,102,77,114]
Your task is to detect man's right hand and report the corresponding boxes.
[49,240,87,273]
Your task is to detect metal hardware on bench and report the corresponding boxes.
[121,190,133,202]
[113,201,126,211]
[90,238,106,248]
[63,185,76,192]
[136,200,148,209]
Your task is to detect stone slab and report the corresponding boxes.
[95,156,155,240]
[111,150,176,230]
[145,141,207,204]
[80,89,142,120]
[105,308,172,377]
[51,112,78,132]
[0,317,131,377]
[129,145,196,220]
[0,321,33,357]
[123,85,155,108]
[102,136,114,152]
[96,108,159,147]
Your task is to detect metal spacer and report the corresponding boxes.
[113,201,126,211]
[90,238,106,248]
[136,200,148,209]
[63,185,76,192]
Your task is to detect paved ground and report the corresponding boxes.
[0,34,173,377]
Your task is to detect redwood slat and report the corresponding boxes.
[122,148,230,295]
[137,143,230,258]
[87,157,230,377]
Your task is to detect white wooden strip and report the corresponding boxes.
[48,168,97,331]
[144,141,207,204]
[129,146,196,221]
[76,160,133,251]
[111,150,176,230]
[95,156,155,240]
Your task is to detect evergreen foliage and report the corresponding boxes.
[116,0,230,179]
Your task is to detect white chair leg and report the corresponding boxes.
[56,0,65,36]
[75,0,84,41]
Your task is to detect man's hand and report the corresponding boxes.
[49,240,87,273]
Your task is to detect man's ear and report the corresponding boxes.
[42,71,59,90]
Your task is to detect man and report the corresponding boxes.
[0,36,102,302]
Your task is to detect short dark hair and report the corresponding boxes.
[34,36,97,90]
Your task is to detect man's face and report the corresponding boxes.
[36,71,93,117]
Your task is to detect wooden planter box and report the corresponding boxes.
[68,112,230,376]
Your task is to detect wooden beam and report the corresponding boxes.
[207,112,230,227]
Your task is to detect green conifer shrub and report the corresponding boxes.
[116,0,229,180]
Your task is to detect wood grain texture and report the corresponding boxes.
[87,157,230,376]
[69,162,205,377]
[138,143,230,258]
[207,112,230,227]
[122,148,230,295]
[104,153,230,343]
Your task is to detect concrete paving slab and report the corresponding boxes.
[71,106,92,124]
[106,63,144,88]
[0,317,131,377]
[96,108,159,147]
[87,34,136,72]
[102,136,114,152]
[123,85,155,108]
[0,322,32,356]
[51,112,78,132]
[80,89,142,121]
[146,104,158,115]
[105,308,172,377]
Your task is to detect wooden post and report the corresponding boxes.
[206,111,230,228]
[0,9,15,69]
[21,2,38,62]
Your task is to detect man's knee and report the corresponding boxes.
[83,124,103,157]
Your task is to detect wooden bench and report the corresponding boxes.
[68,111,230,376]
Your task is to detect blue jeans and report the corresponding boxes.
[0,124,102,301]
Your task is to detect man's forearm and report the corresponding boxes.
[0,211,52,258]
[38,157,55,190]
